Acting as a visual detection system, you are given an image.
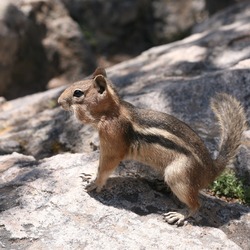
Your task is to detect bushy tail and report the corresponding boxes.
[211,93,247,176]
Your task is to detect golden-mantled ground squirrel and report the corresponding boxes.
[58,68,247,225]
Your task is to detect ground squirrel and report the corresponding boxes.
[58,67,247,225]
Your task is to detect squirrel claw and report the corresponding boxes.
[163,211,186,226]
[80,173,93,182]
[85,181,103,193]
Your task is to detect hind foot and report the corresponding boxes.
[164,209,189,226]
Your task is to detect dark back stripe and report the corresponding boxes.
[134,132,190,156]
[136,112,194,144]
[131,107,207,156]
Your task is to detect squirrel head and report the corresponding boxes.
[58,68,120,124]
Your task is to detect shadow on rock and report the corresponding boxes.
[0,155,51,212]
[86,176,250,228]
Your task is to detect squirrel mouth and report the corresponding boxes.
[58,99,71,111]
[58,94,72,111]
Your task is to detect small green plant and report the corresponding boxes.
[210,169,250,205]
[47,99,58,109]
[80,25,97,48]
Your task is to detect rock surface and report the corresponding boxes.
[61,0,206,57]
[0,0,49,99]
[0,0,96,99]
[61,0,246,58]
[0,0,245,99]
[0,2,250,249]
[1,152,249,249]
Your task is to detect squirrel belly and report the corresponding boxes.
[58,67,247,226]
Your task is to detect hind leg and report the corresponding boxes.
[163,156,200,226]
[163,188,200,226]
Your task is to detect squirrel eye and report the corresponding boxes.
[73,90,84,98]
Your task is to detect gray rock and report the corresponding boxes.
[193,1,250,33]
[0,0,96,99]
[0,0,48,99]
[20,0,96,87]
[204,0,246,15]
[60,0,244,58]
[0,152,249,249]
[0,87,97,159]
[0,2,250,249]
[61,0,206,55]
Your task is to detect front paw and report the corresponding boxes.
[85,181,103,193]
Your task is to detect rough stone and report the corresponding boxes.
[61,0,206,56]
[0,0,48,99]
[0,2,250,249]
[0,0,96,99]
[60,0,245,59]
[204,0,247,15]
[0,87,97,159]
[20,0,96,87]
[1,152,249,249]
[195,0,250,30]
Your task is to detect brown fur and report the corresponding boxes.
[58,68,247,225]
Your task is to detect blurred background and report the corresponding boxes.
[0,0,247,100]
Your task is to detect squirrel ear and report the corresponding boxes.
[93,75,107,94]
[92,67,107,78]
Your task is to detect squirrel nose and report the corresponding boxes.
[58,96,64,106]
[58,96,70,110]
[58,96,63,105]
